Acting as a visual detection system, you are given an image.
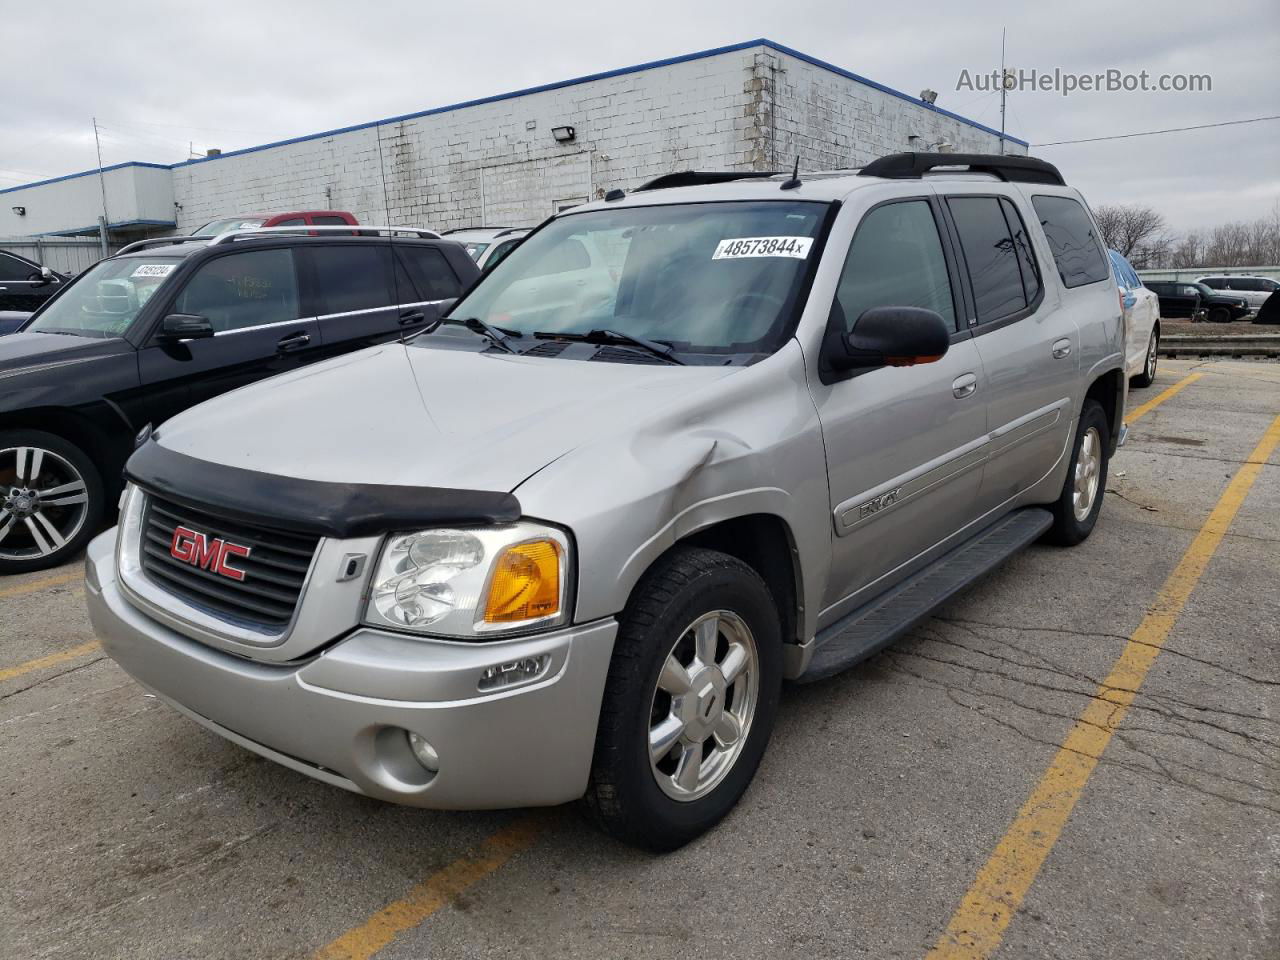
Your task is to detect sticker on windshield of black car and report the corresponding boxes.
[712,237,813,260]
[130,263,176,279]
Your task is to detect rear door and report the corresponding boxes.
[942,190,1081,512]
[135,247,321,422]
[813,194,989,613]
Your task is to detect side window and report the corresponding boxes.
[1001,197,1042,306]
[174,249,299,333]
[396,247,461,300]
[273,218,305,226]
[947,196,1029,324]
[1201,278,1224,290]
[312,214,356,237]
[1030,195,1111,288]
[485,239,520,271]
[307,245,394,314]
[835,199,957,332]
[0,254,33,282]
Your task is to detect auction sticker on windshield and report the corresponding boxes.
[131,263,176,279]
[712,237,813,260]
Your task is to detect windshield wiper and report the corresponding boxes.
[429,316,517,353]
[533,329,684,365]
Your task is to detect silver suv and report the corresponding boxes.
[86,153,1126,850]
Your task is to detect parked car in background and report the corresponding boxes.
[0,250,66,312]
[191,210,360,237]
[0,312,31,335]
[85,152,1127,851]
[1190,282,1250,324]
[442,227,530,270]
[1145,280,1207,322]
[1109,250,1160,388]
[1197,275,1279,312]
[0,228,478,574]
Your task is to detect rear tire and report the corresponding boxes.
[583,546,782,851]
[1130,327,1159,388]
[1207,306,1231,324]
[1046,400,1109,547]
[0,430,104,575]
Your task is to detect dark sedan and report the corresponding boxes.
[0,250,66,312]
[0,231,477,574]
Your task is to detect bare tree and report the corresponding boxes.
[1093,203,1169,259]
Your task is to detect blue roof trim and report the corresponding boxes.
[756,40,1029,147]
[38,218,177,237]
[0,40,1025,193]
[0,162,170,196]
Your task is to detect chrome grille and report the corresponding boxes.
[139,496,319,629]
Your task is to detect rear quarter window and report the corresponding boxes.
[1031,195,1111,288]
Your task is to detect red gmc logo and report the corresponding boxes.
[169,525,252,581]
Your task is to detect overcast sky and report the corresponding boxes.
[2,0,1276,234]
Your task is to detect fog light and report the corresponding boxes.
[478,654,550,691]
[406,732,440,772]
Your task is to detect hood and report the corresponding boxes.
[155,341,738,493]
[0,312,31,336]
[0,331,131,376]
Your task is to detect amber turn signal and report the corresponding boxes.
[483,539,562,623]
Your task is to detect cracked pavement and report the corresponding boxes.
[1,358,1277,960]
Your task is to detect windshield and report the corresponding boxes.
[462,242,490,260]
[25,257,182,338]
[446,201,828,357]
[192,217,266,237]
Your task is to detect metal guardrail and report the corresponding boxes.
[1160,333,1280,357]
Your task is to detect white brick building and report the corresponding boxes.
[0,39,1026,242]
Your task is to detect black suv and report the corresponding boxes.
[0,249,65,314]
[1145,280,1248,323]
[0,230,478,573]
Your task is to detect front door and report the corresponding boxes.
[810,197,988,619]
[135,247,321,426]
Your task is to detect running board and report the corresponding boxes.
[796,508,1054,683]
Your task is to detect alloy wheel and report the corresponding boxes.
[648,609,760,802]
[0,446,90,562]
[1146,331,1158,380]
[1072,427,1102,522]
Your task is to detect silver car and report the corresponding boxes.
[86,153,1126,850]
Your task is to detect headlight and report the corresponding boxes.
[363,522,571,638]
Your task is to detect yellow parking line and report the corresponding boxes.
[312,816,544,960]
[925,409,1280,960]
[0,570,82,600]
[0,640,102,684]
[1127,371,1202,424]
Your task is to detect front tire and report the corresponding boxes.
[1130,326,1159,388]
[0,431,104,575]
[1046,400,1110,546]
[584,546,782,851]
[1207,306,1231,324]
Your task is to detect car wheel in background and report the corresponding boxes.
[1045,400,1110,547]
[584,546,781,851]
[1207,306,1231,324]
[1131,327,1159,389]
[0,430,104,575]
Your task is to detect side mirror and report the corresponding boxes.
[40,265,55,282]
[825,306,951,374]
[160,313,215,340]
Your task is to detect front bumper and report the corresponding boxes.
[85,530,618,809]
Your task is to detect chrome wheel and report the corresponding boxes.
[1072,427,1102,522]
[0,446,90,562]
[1145,331,1158,380]
[648,610,759,802]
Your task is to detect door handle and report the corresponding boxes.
[276,331,312,353]
[398,310,425,325]
[1052,338,1072,359]
[952,373,978,399]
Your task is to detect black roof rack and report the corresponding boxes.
[858,152,1065,186]
[636,170,781,192]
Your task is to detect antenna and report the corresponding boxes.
[375,122,410,344]
[780,156,802,190]
[999,27,1008,156]
[92,117,110,257]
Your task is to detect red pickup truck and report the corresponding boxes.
[190,211,359,237]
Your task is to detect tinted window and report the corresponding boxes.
[1001,197,1042,306]
[836,200,956,332]
[273,218,305,227]
[1031,195,1110,288]
[309,245,393,314]
[485,239,520,270]
[1200,277,1226,290]
[312,215,350,226]
[396,247,460,299]
[0,254,33,282]
[174,249,299,332]
[948,196,1028,323]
